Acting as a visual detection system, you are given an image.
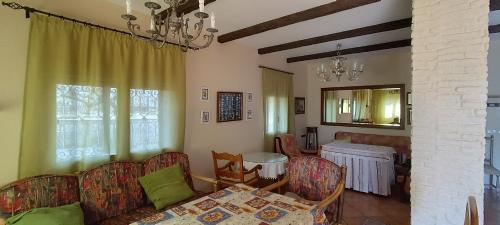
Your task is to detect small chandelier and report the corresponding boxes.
[316,43,364,82]
[121,0,218,51]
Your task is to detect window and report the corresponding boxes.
[130,89,160,153]
[265,96,289,134]
[56,85,161,162]
[56,85,117,162]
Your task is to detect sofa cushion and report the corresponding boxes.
[139,164,195,210]
[98,192,206,225]
[6,202,84,225]
[79,162,146,225]
[335,132,411,157]
[143,152,194,189]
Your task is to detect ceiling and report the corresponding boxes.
[14,0,500,62]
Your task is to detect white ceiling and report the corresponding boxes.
[22,0,500,62]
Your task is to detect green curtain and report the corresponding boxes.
[19,14,186,178]
[262,68,295,152]
[371,89,400,124]
[323,91,336,123]
[352,89,372,122]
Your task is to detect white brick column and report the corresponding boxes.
[411,0,489,224]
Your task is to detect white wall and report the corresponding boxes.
[289,47,412,145]
[411,0,489,224]
[184,42,288,190]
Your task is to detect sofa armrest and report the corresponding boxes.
[192,173,219,193]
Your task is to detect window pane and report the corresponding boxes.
[56,85,116,162]
[130,89,160,153]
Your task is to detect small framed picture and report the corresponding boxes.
[247,109,253,120]
[247,92,253,103]
[407,108,412,125]
[201,87,209,101]
[201,110,210,124]
[407,92,412,106]
[295,97,305,114]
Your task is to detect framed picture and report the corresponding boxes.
[247,92,253,103]
[201,110,210,124]
[407,92,412,106]
[295,97,305,114]
[247,109,253,120]
[407,108,412,125]
[217,92,243,122]
[201,87,209,101]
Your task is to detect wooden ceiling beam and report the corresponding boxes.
[286,39,411,63]
[490,24,500,34]
[159,0,216,18]
[258,18,411,55]
[217,0,381,43]
[492,0,500,11]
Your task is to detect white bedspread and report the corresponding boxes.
[321,142,396,196]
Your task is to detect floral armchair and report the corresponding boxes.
[275,134,319,158]
[261,156,347,225]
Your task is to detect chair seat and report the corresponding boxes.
[284,192,320,205]
[220,172,258,184]
[98,191,206,225]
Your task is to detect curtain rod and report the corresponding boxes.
[258,65,294,75]
[1,1,188,48]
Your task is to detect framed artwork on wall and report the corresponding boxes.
[407,108,412,125]
[295,97,305,114]
[201,110,210,124]
[247,109,253,120]
[247,92,253,103]
[407,92,412,106]
[217,92,243,122]
[201,87,209,101]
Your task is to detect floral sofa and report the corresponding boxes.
[0,152,214,225]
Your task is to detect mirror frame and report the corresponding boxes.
[320,84,406,130]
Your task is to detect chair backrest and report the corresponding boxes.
[287,156,345,202]
[464,196,479,225]
[275,134,302,158]
[78,161,146,225]
[211,151,245,182]
[0,175,80,216]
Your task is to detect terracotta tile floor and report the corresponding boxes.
[341,190,410,225]
[485,188,500,225]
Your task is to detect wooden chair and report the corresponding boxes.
[464,196,479,225]
[275,134,319,158]
[211,151,262,189]
[261,156,347,224]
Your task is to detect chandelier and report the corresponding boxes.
[121,0,218,51]
[316,43,364,82]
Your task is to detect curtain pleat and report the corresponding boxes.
[19,14,186,178]
[262,68,295,152]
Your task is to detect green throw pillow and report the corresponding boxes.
[6,202,84,225]
[139,164,195,210]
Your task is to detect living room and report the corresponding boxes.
[0,0,498,225]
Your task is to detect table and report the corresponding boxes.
[242,152,288,179]
[130,183,325,225]
[321,142,396,196]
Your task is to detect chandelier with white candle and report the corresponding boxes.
[316,43,365,82]
[121,0,217,50]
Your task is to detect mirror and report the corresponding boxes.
[321,84,406,129]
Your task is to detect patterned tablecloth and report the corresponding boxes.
[130,184,325,225]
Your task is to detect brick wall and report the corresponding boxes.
[411,0,489,224]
